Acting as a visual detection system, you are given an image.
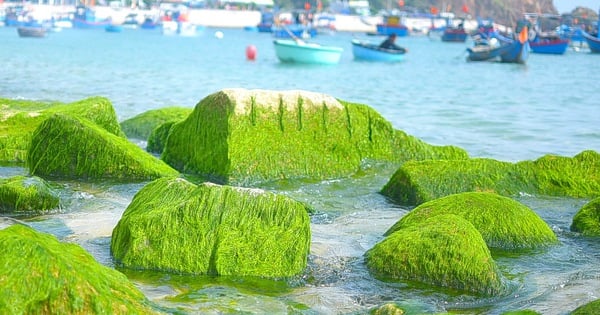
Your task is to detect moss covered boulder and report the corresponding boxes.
[147,120,178,154]
[0,224,158,314]
[161,89,467,185]
[0,96,124,163]
[371,303,405,315]
[27,114,179,180]
[381,151,600,206]
[120,107,192,140]
[111,177,311,277]
[571,299,600,314]
[0,175,59,213]
[571,197,600,236]
[385,192,558,250]
[365,214,506,295]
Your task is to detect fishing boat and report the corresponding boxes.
[351,39,406,62]
[467,23,529,64]
[17,26,47,38]
[582,31,600,53]
[529,36,569,54]
[72,6,112,29]
[526,13,569,54]
[375,14,409,37]
[273,39,343,65]
[105,24,123,33]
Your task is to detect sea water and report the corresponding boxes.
[1,26,599,314]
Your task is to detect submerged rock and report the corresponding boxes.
[120,107,192,140]
[111,177,311,277]
[0,96,124,163]
[27,114,178,180]
[0,224,158,314]
[365,214,506,296]
[0,175,59,213]
[571,197,600,236]
[381,151,600,206]
[161,89,467,185]
[385,192,558,250]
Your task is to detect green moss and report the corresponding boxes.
[0,175,59,213]
[385,192,558,250]
[27,113,179,180]
[571,299,600,314]
[147,120,178,154]
[120,107,192,140]
[501,310,541,315]
[365,214,506,296]
[161,89,467,185]
[0,224,159,314]
[381,151,600,206]
[571,197,600,236]
[0,96,125,163]
[111,177,311,277]
[370,303,405,315]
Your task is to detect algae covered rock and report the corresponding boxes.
[0,224,158,314]
[120,107,192,140]
[27,113,179,180]
[161,89,467,185]
[571,197,600,236]
[571,299,600,315]
[385,192,557,250]
[0,96,124,163]
[371,303,405,315]
[111,177,311,277]
[147,120,177,154]
[0,175,59,213]
[365,214,506,295]
[381,151,600,206]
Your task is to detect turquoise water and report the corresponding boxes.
[1,26,600,314]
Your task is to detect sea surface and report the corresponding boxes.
[1,25,599,314]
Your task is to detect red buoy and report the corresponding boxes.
[246,45,257,61]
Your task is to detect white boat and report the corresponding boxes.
[273,39,343,65]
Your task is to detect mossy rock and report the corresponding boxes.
[370,303,405,315]
[365,214,506,295]
[381,151,600,206]
[111,177,311,277]
[385,192,558,250]
[571,197,600,236]
[501,310,541,315]
[161,89,467,185]
[120,107,192,140]
[0,175,59,213]
[0,224,159,314]
[27,113,179,180]
[571,299,600,314]
[147,120,178,154]
[0,96,124,163]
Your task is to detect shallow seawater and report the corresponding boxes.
[1,25,599,314]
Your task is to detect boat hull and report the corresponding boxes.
[530,38,569,54]
[273,39,343,65]
[17,27,46,38]
[351,39,405,62]
[582,31,600,53]
[441,29,468,42]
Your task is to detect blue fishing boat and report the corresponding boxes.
[467,23,529,64]
[105,24,123,33]
[72,6,111,29]
[529,36,569,54]
[272,24,317,39]
[273,39,343,65]
[375,15,409,37]
[351,39,406,62]
[442,26,468,42]
[582,30,600,53]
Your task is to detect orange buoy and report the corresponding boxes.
[246,45,257,61]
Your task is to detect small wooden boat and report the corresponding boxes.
[351,39,406,62]
[525,14,569,54]
[442,26,468,42]
[273,39,343,65]
[582,30,600,53]
[467,22,529,64]
[17,26,47,38]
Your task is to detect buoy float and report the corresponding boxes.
[246,45,257,61]
[214,31,224,39]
